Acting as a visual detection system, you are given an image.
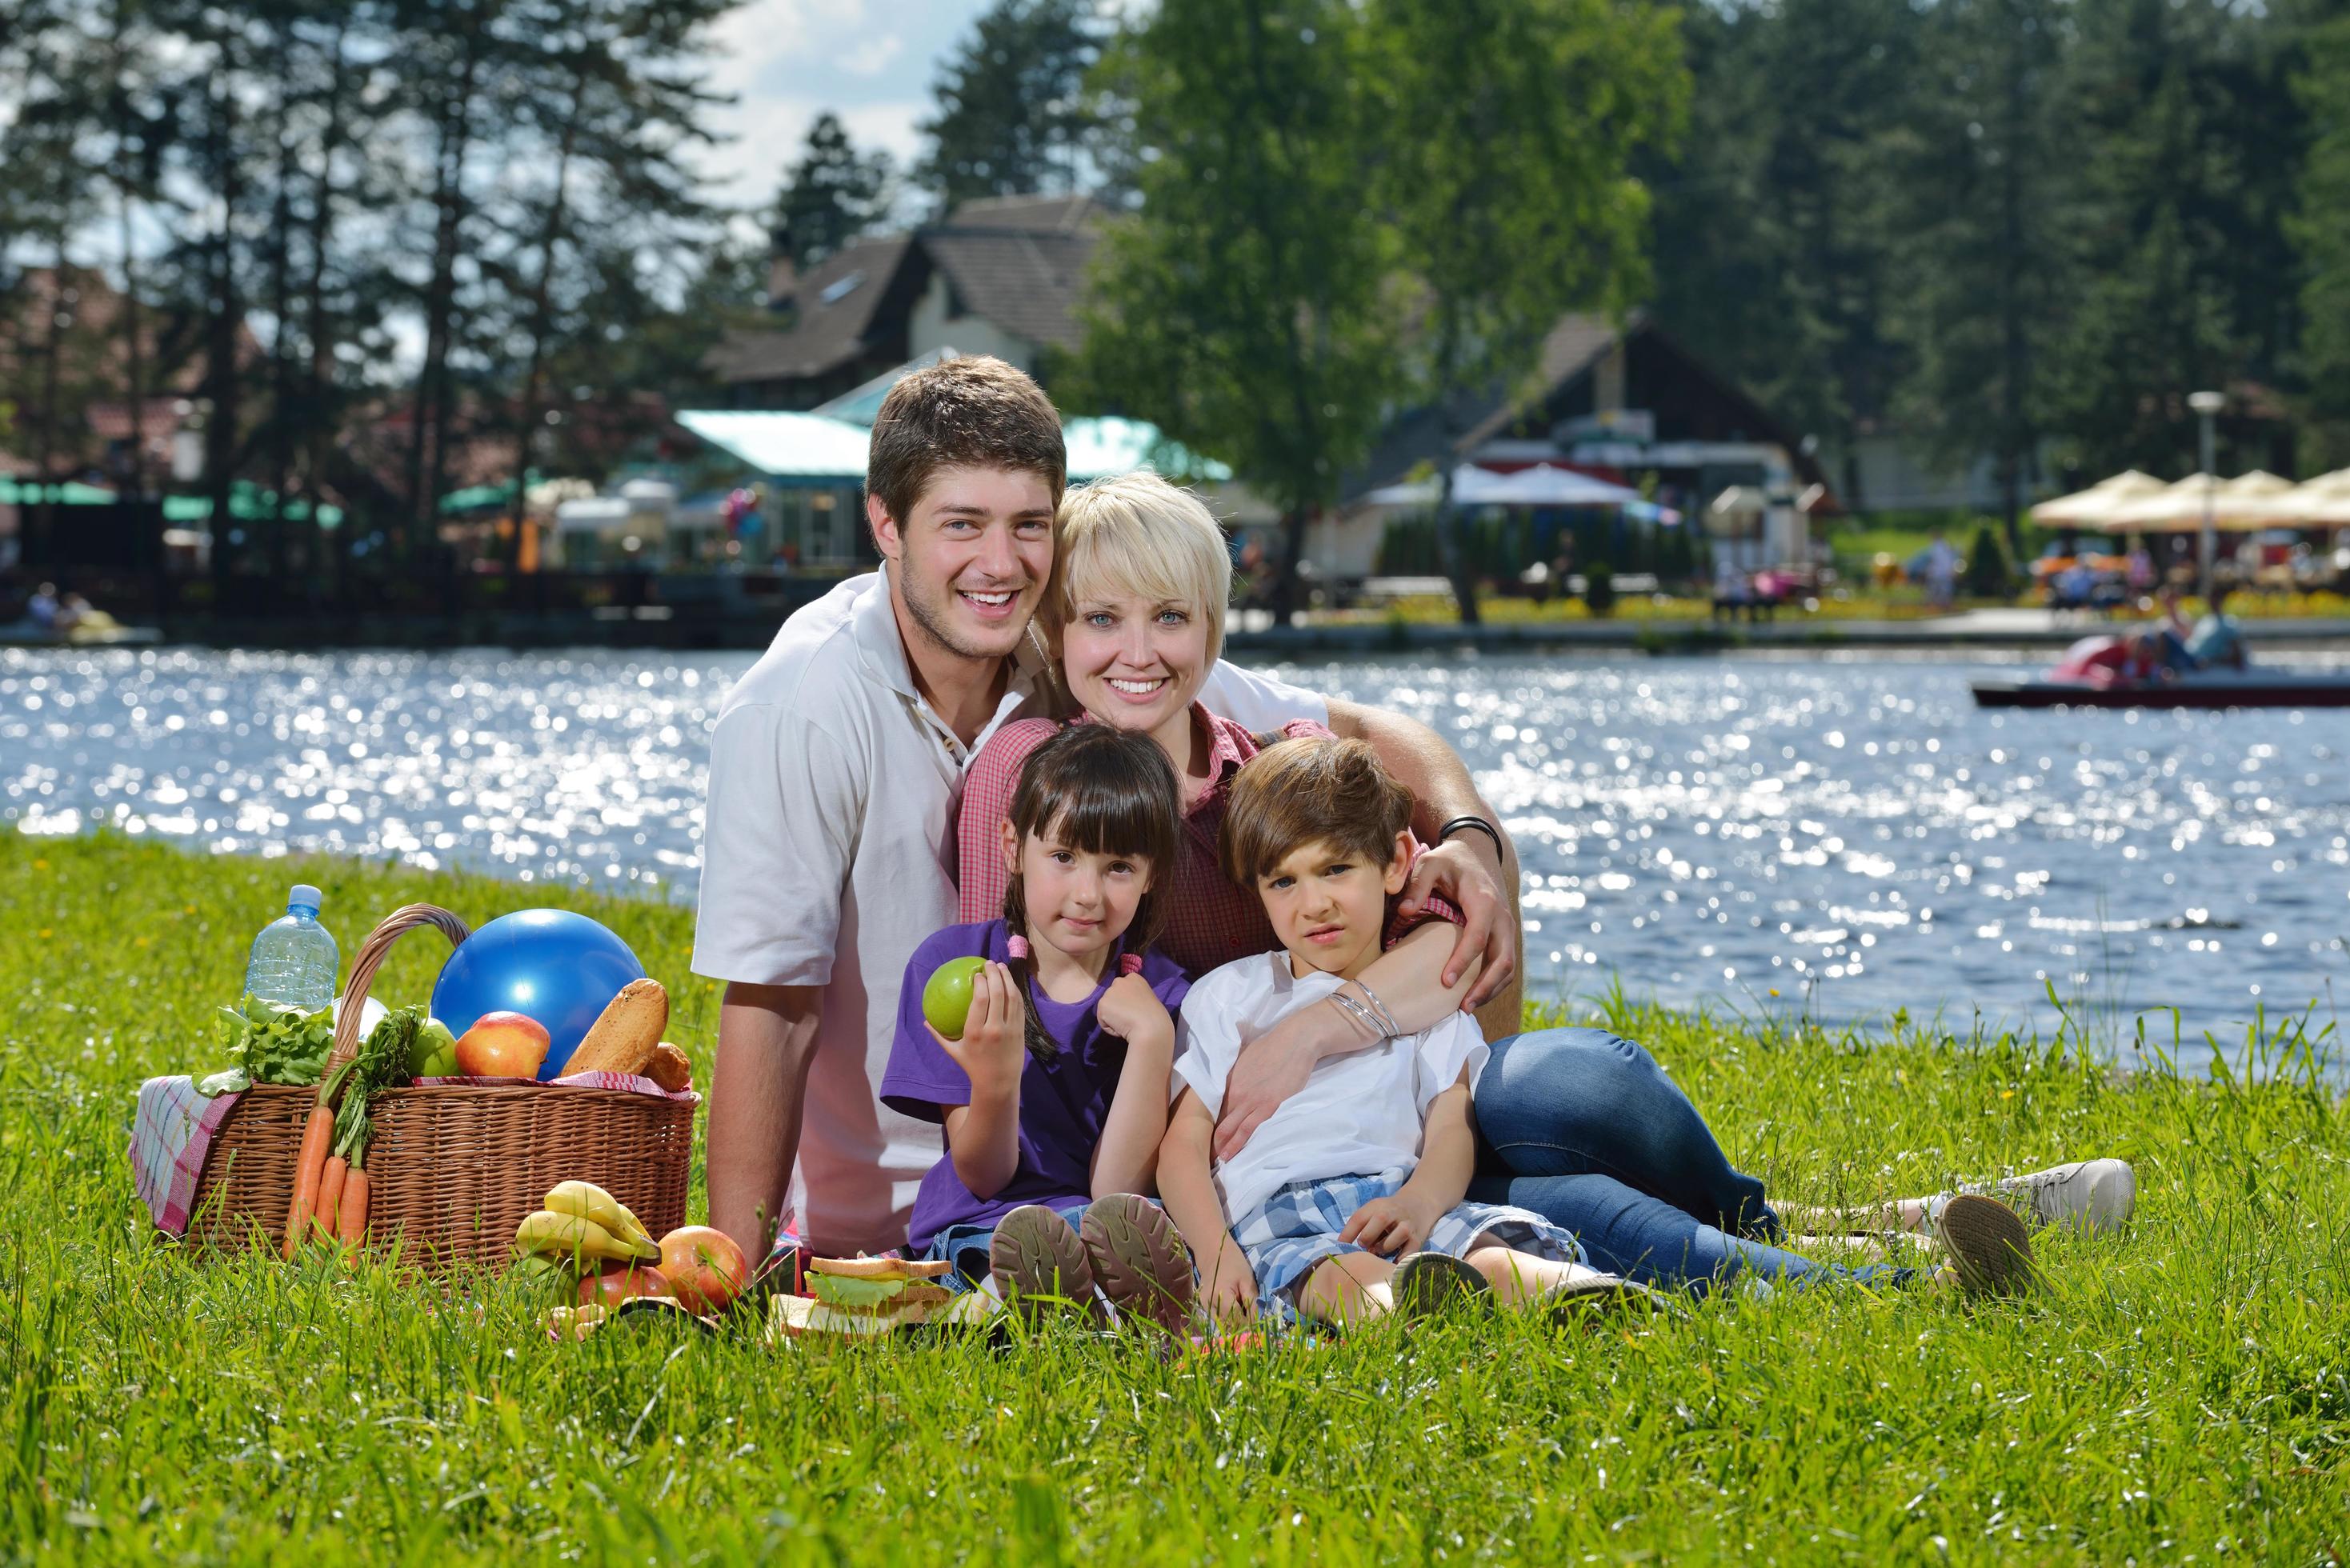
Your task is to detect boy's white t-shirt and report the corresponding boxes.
[1171,951,1491,1223]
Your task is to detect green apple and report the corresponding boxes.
[921,957,987,1040]
[410,1017,460,1078]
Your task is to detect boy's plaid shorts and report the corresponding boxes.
[1232,1168,1585,1317]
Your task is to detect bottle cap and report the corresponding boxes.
[289,884,322,913]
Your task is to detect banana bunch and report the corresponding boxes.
[513,1180,659,1266]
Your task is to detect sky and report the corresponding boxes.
[693,1,1003,213]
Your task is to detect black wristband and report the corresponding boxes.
[1435,815,1505,862]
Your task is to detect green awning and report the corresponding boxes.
[0,478,117,504]
[162,481,345,527]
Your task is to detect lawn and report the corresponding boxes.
[5,831,2346,1562]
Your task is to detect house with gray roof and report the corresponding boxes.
[704,194,1100,410]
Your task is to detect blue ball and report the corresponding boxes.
[430,909,647,1080]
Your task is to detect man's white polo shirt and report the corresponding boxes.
[692,567,1323,1254]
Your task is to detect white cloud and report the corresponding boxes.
[690,0,986,207]
[839,34,905,77]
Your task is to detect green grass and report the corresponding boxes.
[4,831,2347,1562]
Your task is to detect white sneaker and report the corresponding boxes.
[1992,1158,2136,1234]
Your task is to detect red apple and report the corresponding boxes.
[578,1264,673,1309]
[455,1011,549,1078]
[658,1226,751,1316]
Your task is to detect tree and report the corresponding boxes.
[1073,0,1398,618]
[1361,0,1686,620]
[774,112,891,272]
[1643,0,1915,502]
[917,0,1114,211]
[2292,4,2350,464]
[1877,0,2072,549]
[2047,0,2300,478]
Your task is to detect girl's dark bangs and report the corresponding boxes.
[1019,741,1177,863]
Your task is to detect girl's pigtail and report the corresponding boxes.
[1001,874,1062,1063]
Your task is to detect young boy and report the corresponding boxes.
[1155,736,1655,1326]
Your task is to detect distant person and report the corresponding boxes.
[2186,584,2248,670]
[2124,544,2156,598]
[1711,555,1750,621]
[2128,586,2196,678]
[1909,530,1961,610]
[26,582,60,634]
[53,592,90,634]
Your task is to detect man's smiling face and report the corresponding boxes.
[871,464,1057,664]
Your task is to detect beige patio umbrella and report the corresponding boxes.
[2224,466,2350,526]
[2032,470,2165,526]
[2101,470,2296,533]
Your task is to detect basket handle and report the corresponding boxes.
[318,903,472,1105]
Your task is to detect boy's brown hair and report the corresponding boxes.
[866,354,1067,526]
[1219,736,1414,887]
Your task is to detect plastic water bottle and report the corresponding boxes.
[242,885,339,1010]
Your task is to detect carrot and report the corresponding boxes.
[337,1167,370,1249]
[314,1156,348,1244]
[282,1102,336,1258]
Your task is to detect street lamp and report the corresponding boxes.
[2188,389,2224,598]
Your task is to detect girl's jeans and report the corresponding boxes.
[1466,1027,1907,1295]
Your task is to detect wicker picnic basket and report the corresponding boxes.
[184,903,696,1274]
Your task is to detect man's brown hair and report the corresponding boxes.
[1219,736,1414,887]
[866,354,1067,526]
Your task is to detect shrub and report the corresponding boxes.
[1964,522,2012,598]
[1583,560,1617,616]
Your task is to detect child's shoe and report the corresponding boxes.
[989,1205,1098,1319]
[1079,1193,1195,1333]
[1389,1250,1488,1318]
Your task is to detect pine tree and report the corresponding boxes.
[1877,0,2072,546]
[2293,4,2350,465]
[774,113,891,271]
[917,0,1113,211]
[2048,0,2301,478]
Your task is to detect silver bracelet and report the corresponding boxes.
[1327,989,1382,1040]
[1329,978,1401,1039]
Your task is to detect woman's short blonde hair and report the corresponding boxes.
[1054,470,1235,663]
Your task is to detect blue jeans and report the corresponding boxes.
[923,1200,1092,1292]
[1466,1027,1909,1296]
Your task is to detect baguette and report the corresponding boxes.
[566,978,667,1077]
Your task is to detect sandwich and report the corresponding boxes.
[787,1254,956,1337]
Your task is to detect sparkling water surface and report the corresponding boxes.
[8,645,2346,1061]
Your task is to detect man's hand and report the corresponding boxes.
[1197,1233,1260,1326]
[1395,834,1513,1009]
[1339,1191,1442,1258]
[1211,1024,1319,1162]
[930,961,1025,1095]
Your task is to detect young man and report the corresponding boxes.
[691,355,1516,1261]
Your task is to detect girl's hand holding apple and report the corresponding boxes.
[927,960,1023,1093]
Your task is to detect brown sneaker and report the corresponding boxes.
[988,1205,1096,1318]
[1079,1193,1195,1332]
[1935,1193,2036,1297]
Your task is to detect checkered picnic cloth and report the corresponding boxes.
[1231,1169,1585,1319]
[130,1076,245,1237]
[958,709,1459,977]
[130,1070,695,1237]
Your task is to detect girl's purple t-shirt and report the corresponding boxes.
[881,918,1190,1251]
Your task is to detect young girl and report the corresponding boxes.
[880,723,1198,1326]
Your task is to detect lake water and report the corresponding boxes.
[7,644,2346,1060]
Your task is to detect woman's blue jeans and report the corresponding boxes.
[1467,1026,1906,1296]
